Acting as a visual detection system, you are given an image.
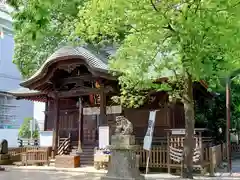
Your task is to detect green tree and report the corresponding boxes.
[7,0,84,78]
[18,117,39,139]
[74,1,240,178]
[231,80,240,129]
[8,0,240,178]
[195,80,240,144]
[195,93,226,143]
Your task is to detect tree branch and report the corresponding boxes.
[194,0,202,13]
[150,0,159,12]
[217,1,240,12]
[162,23,176,33]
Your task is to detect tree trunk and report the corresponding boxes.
[182,74,195,179]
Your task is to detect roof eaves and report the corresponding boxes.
[20,46,110,87]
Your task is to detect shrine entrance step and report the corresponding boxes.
[78,144,95,166]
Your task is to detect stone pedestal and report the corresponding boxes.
[101,135,145,180]
[0,154,11,165]
[0,154,10,160]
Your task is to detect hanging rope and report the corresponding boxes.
[169,145,201,163]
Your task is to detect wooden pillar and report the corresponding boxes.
[99,84,107,125]
[77,97,83,153]
[167,131,170,174]
[43,96,49,131]
[53,95,60,158]
[169,103,175,128]
[199,132,203,163]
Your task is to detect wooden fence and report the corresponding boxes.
[9,147,52,156]
[21,150,49,166]
[231,143,240,153]
[209,143,227,176]
[138,146,167,168]
[137,143,227,175]
[8,147,52,164]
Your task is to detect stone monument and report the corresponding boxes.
[0,139,8,154]
[0,139,9,169]
[101,115,145,180]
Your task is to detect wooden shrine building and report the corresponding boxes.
[8,46,214,165]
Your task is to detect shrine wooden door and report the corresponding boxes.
[83,114,98,145]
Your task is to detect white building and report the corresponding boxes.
[0,3,34,146]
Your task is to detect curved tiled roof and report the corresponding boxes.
[7,87,44,96]
[20,46,110,87]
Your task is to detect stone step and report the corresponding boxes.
[71,148,94,152]
[67,144,95,166]
[49,163,55,167]
[79,154,94,158]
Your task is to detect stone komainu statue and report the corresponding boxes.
[115,115,133,135]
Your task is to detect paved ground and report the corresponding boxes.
[1,157,240,180]
[0,169,239,180]
[0,170,102,180]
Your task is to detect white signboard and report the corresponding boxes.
[143,111,156,151]
[39,131,53,147]
[99,126,109,149]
